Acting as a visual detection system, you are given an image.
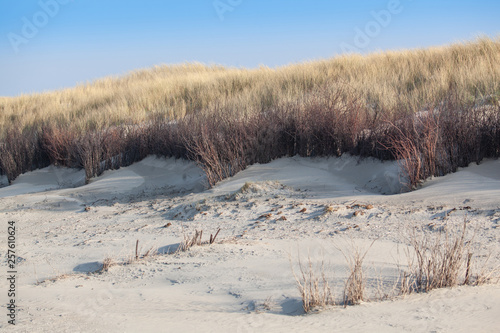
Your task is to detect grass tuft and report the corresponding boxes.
[291,253,335,313]
[400,219,497,293]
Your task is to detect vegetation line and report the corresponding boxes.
[1,37,499,187]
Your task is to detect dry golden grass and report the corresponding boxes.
[400,219,498,293]
[340,240,376,306]
[291,254,335,313]
[1,37,499,138]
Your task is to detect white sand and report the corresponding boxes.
[1,155,499,332]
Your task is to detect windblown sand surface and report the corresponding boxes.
[1,155,499,332]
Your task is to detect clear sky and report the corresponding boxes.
[0,0,499,96]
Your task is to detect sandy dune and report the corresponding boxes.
[1,155,499,332]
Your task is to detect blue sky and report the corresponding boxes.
[0,0,499,96]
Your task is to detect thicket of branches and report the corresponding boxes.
[1,83,498,189]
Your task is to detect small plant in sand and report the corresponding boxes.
[133,239,157,261]
[253,296,276,313]
[289,222,498,315]
[240,181,254,193]
[399,219,497,294]
[290,253,335,313]
[179,230,203,251]
[178,228,221,252]
[324,205,337,213]
[100,257,116,272]
[341,242,374,306]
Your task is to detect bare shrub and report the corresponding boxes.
[101,126,126,170]
[148,118,187,159]
[41,125,78,167]
[182,80,373,187]
[0,125,49,183]
[383,114,436,190]
[439,100,500,173]
[279,81,368,158]
[290,253,335,313]
[73,130,105,182]
[183,112,248,187]
[384,95,500,190]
